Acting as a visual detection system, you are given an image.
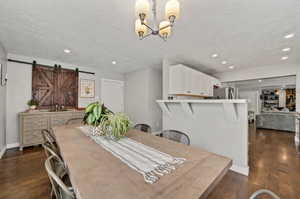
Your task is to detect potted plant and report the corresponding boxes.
[100,112,131,140]
[83,102,111,135]
[27,99,39,110]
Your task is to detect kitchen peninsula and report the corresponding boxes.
[157,99,249,175]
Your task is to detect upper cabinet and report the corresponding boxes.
[169,64,220,97]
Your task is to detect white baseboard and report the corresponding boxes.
[0,146,6,159]
[6,143,20,149]
[230,164,249,176]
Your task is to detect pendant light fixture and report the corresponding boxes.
[135,0,180,41]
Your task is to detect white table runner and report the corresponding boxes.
[78,126,185,184]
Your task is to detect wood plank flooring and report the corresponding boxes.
[0,126,300,199]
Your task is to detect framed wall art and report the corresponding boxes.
[80,79,95,98]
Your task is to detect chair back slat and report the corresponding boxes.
[161,130,190,145]
[249,189,280,199]
[134,124,152,133]
[45,156,75,199]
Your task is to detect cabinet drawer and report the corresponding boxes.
[23,130,44,145]
[72,112,85,118]
[23,116,48,130]
[50,114,73,127]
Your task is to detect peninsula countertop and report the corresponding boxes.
[157,99,247,104]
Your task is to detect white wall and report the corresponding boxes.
[0,42,7,156]
[125,67,162,131]
[239,90,259,113]
[6,54,124,146]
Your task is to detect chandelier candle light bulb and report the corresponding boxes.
[165,0,180,23]
[159,21,171,40]
[135,19,148,39]
[135,0,150,22]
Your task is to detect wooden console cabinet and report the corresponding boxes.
[19,110,84,150]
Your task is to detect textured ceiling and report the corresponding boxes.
[0,0,300,74]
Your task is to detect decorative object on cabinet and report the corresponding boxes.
[0,63,8,86]
[27,99,39,110]
[19,110,84,150]
[80,79,95,98]
[32,62,79,109]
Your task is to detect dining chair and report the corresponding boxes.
[43,143,67,179]
[45,156,76,199]
[41,129,58,152]
[65,118,84,125]
[249,189,280,199]
[134,123,152,133]
[161,130,190,145]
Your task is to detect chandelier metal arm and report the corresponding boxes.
[159,24,173,31]
[142,22,155,32]
[142,32,153,39]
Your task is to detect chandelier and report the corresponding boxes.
[135,0,180,41]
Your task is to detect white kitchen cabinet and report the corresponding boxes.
[169,64,219,97]
[169,65,187,94]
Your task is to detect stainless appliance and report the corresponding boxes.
[213,87,238,99]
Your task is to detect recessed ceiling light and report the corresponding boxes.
[64,49,71,54]
[281,56,288,60]
[284,33,295,39]
[228,65,235,69]
[221,61,227,65]
[211,54,218,58]
[282,48,291,52]
[258,80,262,83]
[112,61,117,65]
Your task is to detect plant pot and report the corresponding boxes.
[104,127,123,141]
[89,126,102,136]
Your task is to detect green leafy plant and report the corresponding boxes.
[100,112,131,140]
[83,102,112,126]
[27,99,39,106]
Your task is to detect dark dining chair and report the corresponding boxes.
[134,123,152,133]
[65,118,84,125]
[161,130,190,145]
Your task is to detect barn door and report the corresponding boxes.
[32,63,78,109]
[56,66,78,108]
[32,64,55,108]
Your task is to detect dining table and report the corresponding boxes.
[52,125,232,199]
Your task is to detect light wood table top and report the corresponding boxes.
[52,125,232,199]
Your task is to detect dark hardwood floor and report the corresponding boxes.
[1,126,300,199]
